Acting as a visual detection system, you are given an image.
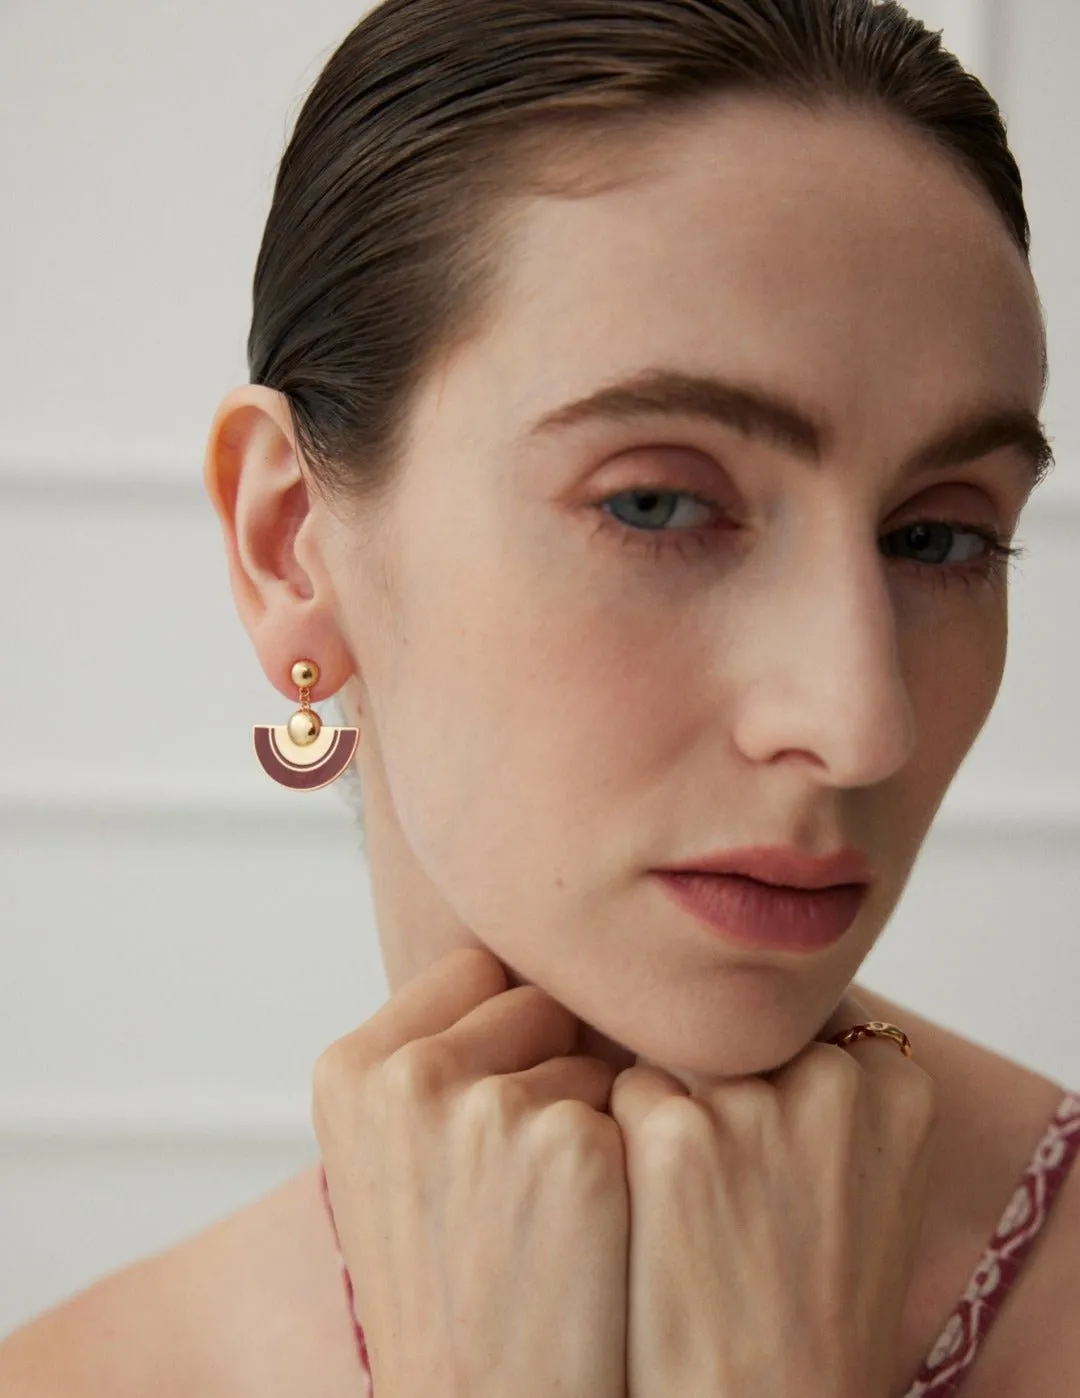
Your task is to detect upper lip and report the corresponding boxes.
[658,843,875,890]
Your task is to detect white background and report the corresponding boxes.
[2,0,1078,1337]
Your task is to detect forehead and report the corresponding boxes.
[448,95,1044,455]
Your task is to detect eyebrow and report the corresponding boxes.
[520,367,1055,494]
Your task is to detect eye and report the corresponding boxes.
[878,520,1024,586]
[599,488,713,532]
[591,487,1025,583]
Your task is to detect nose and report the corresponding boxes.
[728,519,917,788]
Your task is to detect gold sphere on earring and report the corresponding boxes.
[287,708,323,745]
[291,659,320,689]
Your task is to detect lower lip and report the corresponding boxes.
[653,871,868,952]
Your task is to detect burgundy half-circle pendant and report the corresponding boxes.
[252,724,360,791]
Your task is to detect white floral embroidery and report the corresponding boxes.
[994,1183,1032,1238]
[1034,1129,1066,1171]
[1056,1091,1080,1122]
[925,1313,965,1370]
[963,1256,1001,1300]
[891,1092,1080,1397]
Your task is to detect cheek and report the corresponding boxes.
[373,553,698,921]
[899,591,1007,772]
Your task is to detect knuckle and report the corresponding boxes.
[638,1095,714,1162]
[383,1039,453,1101]
[310,1036,372,1140]
[310,1047,338,1103]
[539,1094,596,1135]
[311,1037,362,1103]
[790,1044,862,1111]
[454,1073,549,1150]
[528,1098,617,1171]
[467,1072,532,1124]
[820,1042,864,1089]
[530,1095,590,1143]
[578,1113,628,1187]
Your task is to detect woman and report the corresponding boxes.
[3,0,1078,1395]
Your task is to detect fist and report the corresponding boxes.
[608,989,936,1398]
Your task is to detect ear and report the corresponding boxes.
[203,384,355,703]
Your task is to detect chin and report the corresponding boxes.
[603,1012,823,1082]
[498,958,814,1081]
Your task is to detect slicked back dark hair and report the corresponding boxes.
[249,0,1030,510]
[245,0,1035,838]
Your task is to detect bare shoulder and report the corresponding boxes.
[853,982,1080,1398]
[0,1246,201,1398]
[0,1163,364,1398]
[968,1154,1080,1398]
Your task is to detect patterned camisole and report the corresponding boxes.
[319,1088,1080,1397]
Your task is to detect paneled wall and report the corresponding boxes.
[2,0,1078,1337]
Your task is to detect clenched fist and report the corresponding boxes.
[608,989,936,1398]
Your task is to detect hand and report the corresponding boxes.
[608,989,937,1398]
[311,946,630,1398]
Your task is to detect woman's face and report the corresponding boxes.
[214,94,1047,1079]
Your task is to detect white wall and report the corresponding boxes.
[2,0,1078,1338]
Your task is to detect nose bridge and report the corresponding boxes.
[731,511,918,783]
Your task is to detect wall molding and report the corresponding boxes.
[0,449,204,483]
[0,451,210,509]
[0,1095,315,1146]
[3,770,1078,834]
[0,768,363,830]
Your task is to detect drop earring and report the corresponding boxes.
[252,659,360,791]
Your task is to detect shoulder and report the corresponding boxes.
[852,982,1080,1398]
[0,1163,364,1398]
[954,1135,1080,1398]
[852,980,1078,1246]
[960,1087,1080,1398]
[0,1249,199,1398]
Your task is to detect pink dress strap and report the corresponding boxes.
[319,1089,1080,1398]
[319,1165,374,1395]
[900,1089,1080,1396]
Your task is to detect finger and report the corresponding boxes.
[344,946,510,1063]
[814,987,878,1043]
[814,988,914,1068]
[759,990,909,1101]
[609,1061,689,1130]
[511,1053,621,1113]
[436,982,580,1078]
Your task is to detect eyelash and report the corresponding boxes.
[592,488,1026,589]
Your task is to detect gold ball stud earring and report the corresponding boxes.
[252,658,360,791]
[286,659,323,746]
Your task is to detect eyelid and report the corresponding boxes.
[601,459,1013,523]
[586,451,738,506]
[887,478,1014,533]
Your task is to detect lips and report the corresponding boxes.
[654,870,869,951]
[658,843,874,890]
